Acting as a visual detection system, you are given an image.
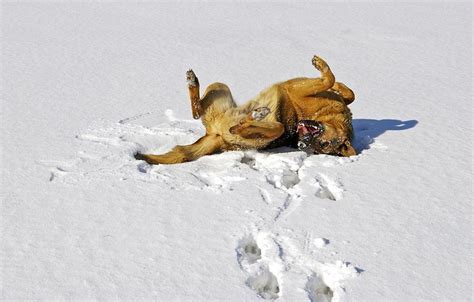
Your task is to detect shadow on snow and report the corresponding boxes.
[352,118,418,152]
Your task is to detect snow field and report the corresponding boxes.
[2,2,472,300]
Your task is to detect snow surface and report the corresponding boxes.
[1,2,472,301]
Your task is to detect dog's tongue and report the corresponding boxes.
[297,124,309,135]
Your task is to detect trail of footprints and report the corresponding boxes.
[236,233,359,301]
[232,141,360,300]
[237,150,347,223]
[237,236,280,300]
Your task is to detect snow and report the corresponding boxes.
[1,1,472,301]
[314,238,329,249]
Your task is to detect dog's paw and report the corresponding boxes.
[251,107,270,121]
[312,55,327,71]
[230,118,247,134]
[229,124,241,134]
[186,69,198,87]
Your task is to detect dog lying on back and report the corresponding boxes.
[135,55,356,164]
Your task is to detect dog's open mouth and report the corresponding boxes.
[297,120,324,137]
[296,120,324,151]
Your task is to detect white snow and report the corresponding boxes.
[1,2,472,301]
[314,238,330,249]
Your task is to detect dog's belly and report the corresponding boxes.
[243,85,282,120]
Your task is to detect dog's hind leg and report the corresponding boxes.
[330,82,355,105]
[186,69,203,119]
[199,82,237,133]
[186,69,237,122]
[284,55,335,98]
[135,134,225,164]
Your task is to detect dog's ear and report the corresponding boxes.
[339,140,357,157]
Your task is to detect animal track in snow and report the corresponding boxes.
[247,268,280,300]
[306,273,334,302]
[237,232,362,301]
[250,150,306,191]
[237,236,262,265]
[276,233,361,301]
[238,150,308,222]
[236,151,350,225]
[312,260,361,301]
[236,234,281,300]
[238,152,348,210]
[314,174,344,201]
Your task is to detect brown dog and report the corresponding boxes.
[135,55,356,164]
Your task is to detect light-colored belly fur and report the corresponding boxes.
[205,84,282,149]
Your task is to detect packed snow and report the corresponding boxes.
[1,2,472,301]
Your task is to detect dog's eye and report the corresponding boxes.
[320,141,330,148]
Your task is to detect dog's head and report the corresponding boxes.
[296,120,356,157]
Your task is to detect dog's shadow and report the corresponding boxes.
[352,118,418,151]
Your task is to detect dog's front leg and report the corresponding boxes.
[234,122,285,140]
[229,108,284,140]
[229,107,273,138]
[230,121,285,140]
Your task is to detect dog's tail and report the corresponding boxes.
[331,82,355,105]
[135,134,224,164]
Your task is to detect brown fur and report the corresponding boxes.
[136,56,356,164]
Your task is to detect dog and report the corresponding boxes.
[135,55,356,164]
